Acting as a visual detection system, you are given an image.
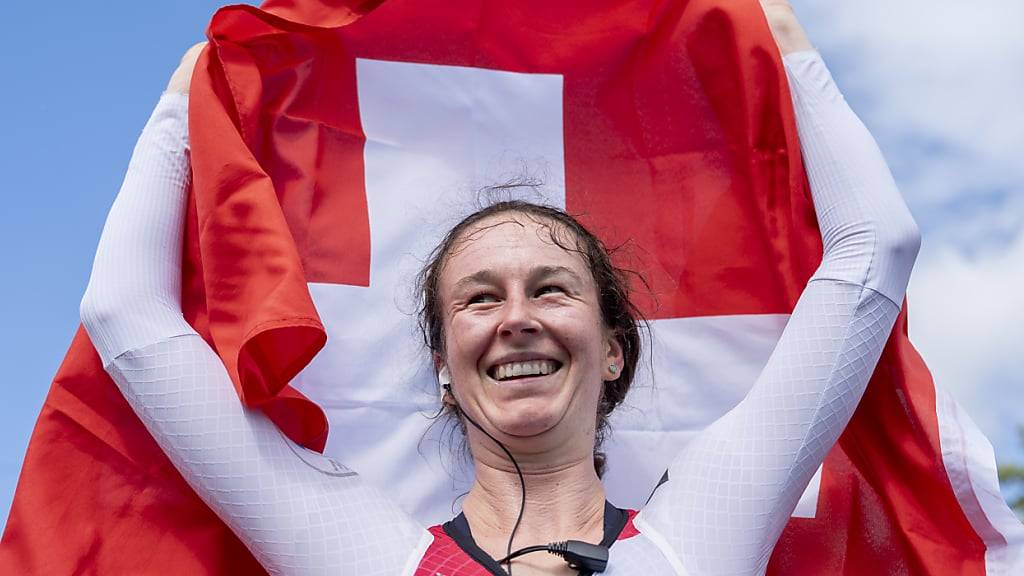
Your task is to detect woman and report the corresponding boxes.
[80,2,920,575]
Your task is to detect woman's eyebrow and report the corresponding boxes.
[453,270,500,292]
[533,265,584,284]
[452,266,583,292]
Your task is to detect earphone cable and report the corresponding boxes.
[444,383,528,569]
[459,406,526,575]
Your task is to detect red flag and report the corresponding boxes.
[3,1,1016,574]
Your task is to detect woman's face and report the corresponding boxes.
[438,213,623,447]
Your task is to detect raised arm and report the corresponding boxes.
[635,6,921,575]
[80,45,428,575]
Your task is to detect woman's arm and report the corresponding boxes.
[635,6,921,576]
[80,46,429,575]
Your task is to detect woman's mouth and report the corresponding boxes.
[488,359,562,382]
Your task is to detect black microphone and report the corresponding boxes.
[548,540,609,572]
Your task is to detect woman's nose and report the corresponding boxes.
[497,295,541,338]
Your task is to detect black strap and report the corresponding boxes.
[577,501,629,575]
[598,500,629,547]
[441,500,630,575]
[645,469,670,505]
[442,513,509,575]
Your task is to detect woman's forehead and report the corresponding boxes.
[441,214,592,282]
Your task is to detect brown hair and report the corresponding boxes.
[416,200,648,477]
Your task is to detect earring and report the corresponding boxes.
[608,364,618,374]
[438,366,451,397]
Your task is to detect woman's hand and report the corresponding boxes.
[759,0,814,55]
[166,42,207,95]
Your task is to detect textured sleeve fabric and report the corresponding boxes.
[786,51,920,302]
[80,93,197,366]
[80,94,430,575]
[634,51,921,576]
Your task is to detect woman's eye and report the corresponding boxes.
[468,293,498,305]
[535,285,564,297]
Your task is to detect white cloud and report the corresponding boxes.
[908,235,1024,465]
[789,0,1024,470]
[792,0,1024,249]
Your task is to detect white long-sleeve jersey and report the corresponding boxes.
[80,50,919,575]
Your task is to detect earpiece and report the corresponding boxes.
[438,366,451,398]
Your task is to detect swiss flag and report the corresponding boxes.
[3,1,1016,574]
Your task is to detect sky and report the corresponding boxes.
[1,0,1021,534]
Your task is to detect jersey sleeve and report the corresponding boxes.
[634,51,921,576]
[80,94,430,576]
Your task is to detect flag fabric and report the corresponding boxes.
[3,0,1020,574]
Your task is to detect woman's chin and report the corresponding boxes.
[487,401,563,439]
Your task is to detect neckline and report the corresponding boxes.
[441,500,629,576]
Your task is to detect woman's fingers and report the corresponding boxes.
[166,42,207,95]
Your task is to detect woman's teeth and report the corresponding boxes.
[492,360,558,381]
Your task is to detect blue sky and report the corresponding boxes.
[2,1,1021,532]
[0,0,248,531]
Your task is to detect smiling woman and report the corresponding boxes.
[417,201,645,476]
[417,202,646,571]
[70,2,922,576]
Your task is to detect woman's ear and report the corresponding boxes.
[435,354,455,404]
[604,333,625,381]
